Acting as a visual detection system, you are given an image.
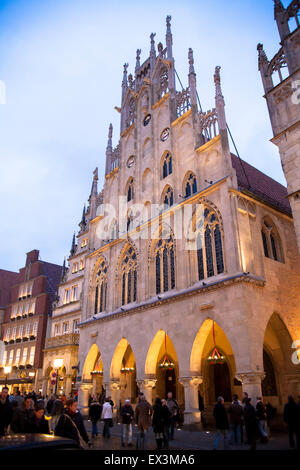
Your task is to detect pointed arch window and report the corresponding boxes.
[127,177,134,202]
[196,206,225,280]
[126,98,135,128]
[162,186,174,208]
[121,245,137,305]
[162,152,172,178]
[155,234,175,294]
[261,219,284,263]
[185,172,197,198]
[94,260,108,314]
[158,67,169,100]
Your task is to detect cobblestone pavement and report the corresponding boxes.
[83,420,293,451]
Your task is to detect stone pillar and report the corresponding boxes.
[65,375,73,397]
[41,377,47,397]
[104,381,121,414]
[178,376,203,424]
[137,379,157,405]
[236,372,265,405]
[78,382,93,416]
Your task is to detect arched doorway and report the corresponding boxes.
[190,319,238,406]
[82,344,103,401]
[110,338,137,406]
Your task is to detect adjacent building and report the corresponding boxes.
[0,250,62,393]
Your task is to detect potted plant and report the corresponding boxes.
[16,316,22,321]
[16,338,22,343]
[22,336,28,342]
[19,365,25,370]
[26,364,32,369]
[27,294,31,298]
[9,339,15,344]
[11,317,16,321]
[4,341,8,345]
[29,335,36,341]
[28,312,34,317]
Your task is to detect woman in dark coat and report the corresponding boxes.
[243,398,257,451]
[27,403,50,434]
[152,398,166,450]
[283,395,300,449]
[55,398,90,448]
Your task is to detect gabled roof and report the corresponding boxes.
[231,153,291,215]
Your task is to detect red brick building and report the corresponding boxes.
[0,250,62,393]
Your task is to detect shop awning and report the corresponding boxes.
[0,378,34,385]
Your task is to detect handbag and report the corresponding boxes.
[64,414,89,449]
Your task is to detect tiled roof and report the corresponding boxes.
[231,153,291,215]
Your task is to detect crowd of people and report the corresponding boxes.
[1,385,300,450]
[212,392,300,450]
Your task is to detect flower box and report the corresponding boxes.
[11,317,16,321]
[15,338,22,343]
[22,337,28,342]
[22,295,27,299]
[29,335,36,341]
[26,364,32,369]
[19,365,25,370]
[27,294,31,298]
[16,316,22,321]
[28,313,34,317]
[9,339,15,344]
[22,314,28,318]
[4,341,8,345]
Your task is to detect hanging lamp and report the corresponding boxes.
[159,332,175,370]
[207,321,225,364]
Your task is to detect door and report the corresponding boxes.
[214,362,231,402]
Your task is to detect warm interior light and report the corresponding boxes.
[54,358,63,368]
[4,366,12,374]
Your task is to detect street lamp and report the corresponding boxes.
[53,359,63,396]
[4,366,12,387]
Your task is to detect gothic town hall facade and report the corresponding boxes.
[46,5,300,423]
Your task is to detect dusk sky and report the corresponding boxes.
[0,0,290,272]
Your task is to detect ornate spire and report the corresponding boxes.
[257,43,269,70]
[79,204,86,231]
[150,32,156,70]
[89,168,98,220]
[105,123,113,174]
[166,15,173,59]
[121,62,128,104]
[61,256,67,282]
[135,49,141,73]
[188,48,195,75]
[214,66,226,130]
[70,232,76,257]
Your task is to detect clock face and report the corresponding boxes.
[160,127,170,142]
[127,156,135,168]
[143,114,151,126]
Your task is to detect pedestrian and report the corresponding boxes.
[108,395,114,410]
[13,390,24,409]
[120,398,134,447]
[166,392,179,441]
[27,403,50,434]
[283,395,300,450]
[135,395,152,449]
[89,399,102,439]
[46,394,56,415]
[10,396,35,433]
[256,397,268,443]
[55,398,90,448]
[101,397,113,438]
[213,396,229,450]
[51,396,64,433]
[228,395,243,445]
[265,401,276,436]
[198,390,206,428]
[243,398,257,451]
[152,397,170,450]
[0,386,13,436]
[161,399,171,449]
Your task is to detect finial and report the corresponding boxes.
[70,232,76,256]
[257,43,269,70]
[188,48,195,74]
[158,42,163,55]
[214,66,221,88]
[150,32,156,50]
[128,73,133,88]
[166,15,172,32]
[108,123,113,140]
[135,49,141,71]
[122,63,129,87]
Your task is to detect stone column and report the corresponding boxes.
[178,376,203,424]
[65,375,73,397]
[78,382,93,416]
[104,381,121,414]
[137,379,157,405]
[236,372,265,405]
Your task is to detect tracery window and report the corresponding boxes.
[126,98,135,128]
[162,152,172,178]
[155,234,175,294]
[158,68,169,100]
[162,186,174,207]
[196,207,224,280]
[121,246,137,305]
[261,219,284,263]
[94,260,108,314]
[127,177,134,202]
[185,172,197,197]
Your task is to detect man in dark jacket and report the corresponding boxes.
[120,399,134,447]
[244,398,257,451]
[88,399,102,439]
[284,395,300,449]
[256,397,268,443]
[0,386,13,436]
[11,396,35,433]
[228,395,243,445]
[213,396,229,450]
[55,398,90,448]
